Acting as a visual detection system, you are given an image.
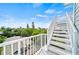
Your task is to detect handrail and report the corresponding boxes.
[0,34,47,55]
[74,24,79,33]
[47,17,57,47]
[66,12,76,31]
[0,34,46,47]
[66,12,77,54]
[74,3,79,33]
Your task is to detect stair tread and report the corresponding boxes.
[50,41,71,50]
[53,34,68,38]
[46,50,58,55]
[53,31,67,34]
[51,37,69,43]
[48,45,71,55]
[54,29,67,31]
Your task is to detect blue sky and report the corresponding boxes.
[0,3,73,28]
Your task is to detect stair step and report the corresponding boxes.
[54,29,68,31]
[51,37,70,44]
[54,24,67,27]
[53,31,67,34]
[54,25,67,27]
[50,41,71,50]
[48,45,71,55]
[53,34,68,38]
[46,50,58,55]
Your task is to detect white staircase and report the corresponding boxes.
[46,21,72,55]
[0,3,79,55]
[41,3,79,55]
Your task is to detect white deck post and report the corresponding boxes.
[11,44,13,55]
[44,34,46,45]
[72,31,78,55]
[23,40,25,55]
[3,46,6,55]
[18,41,21,55]
[33,37,34,54]
[41,34,42,48]
[27,38,28,55]
[30,38,31,55]
[35,37,36,52]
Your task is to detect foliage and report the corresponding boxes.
[26,24,29,28]
[0,35,7,55]
[21,29,30,37]
[0,47,3,55]
[0,22,47,55]
[32,29,41,35]
[0,22,47,38]
[3,30,12,37]
[1,26,5,30]
[32,22,35,29]
[0,35,6,43]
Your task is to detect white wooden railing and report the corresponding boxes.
[47,17,57,49]
[0,34,47,55]
[66,12,77,54]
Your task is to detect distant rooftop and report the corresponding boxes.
[4,36,22,42]
[0,32,3,35]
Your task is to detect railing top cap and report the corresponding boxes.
[0,34,47,47]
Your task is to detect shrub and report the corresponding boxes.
[0,35,6,43]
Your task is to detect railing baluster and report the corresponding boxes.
[30,38,31,55]
[3,46,6,55]
[41,34,42,48]
[0,34,47,55]
[33,37,34,54]
[23,40,25,55]
[35,37,36,52]
[46,35,47,44]
[27,39,28,55]
[18,41,21,55]
[11,44,13,55]
[35,37,37,52]
[34,37,35,53]
[44,35,46,45]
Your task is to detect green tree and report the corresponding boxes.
[27,24,29,28]
[3,30,12,37]
[14,28,22,36]
[32,29,40,35]
[1,26,5,30]
[2,27,15,37]
[38,27,41,30]
[0,35,6,55]
[26,28,33,36]
[21,29,29,37]
[0,35,6,43]
[32,22,35,29]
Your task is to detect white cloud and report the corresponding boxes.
[0,14,28,28]
[0,14,49,28]
[45,9,56,14]
[36,14,48,17]
[35,22,49,28]
[0,14,15,22]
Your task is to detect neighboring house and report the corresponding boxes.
[3,36,30,55]
[0,32,3,35]
[4,36,23,55]
[4,36,22,42]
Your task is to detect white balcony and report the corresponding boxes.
[0,34,47,55]
[0,3,79,55]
